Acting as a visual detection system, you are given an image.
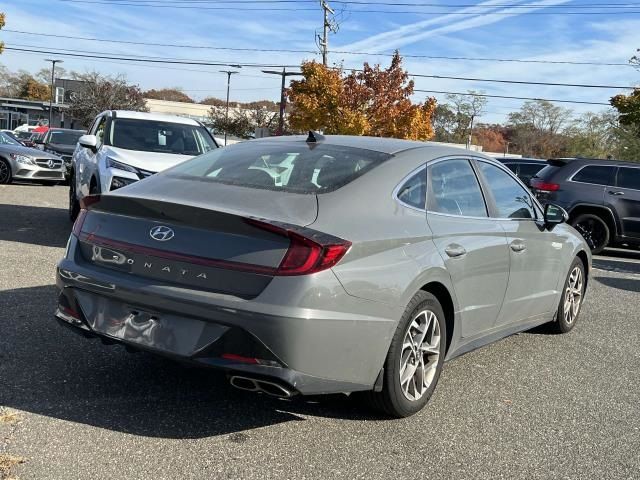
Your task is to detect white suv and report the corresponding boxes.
[69,110,218,220]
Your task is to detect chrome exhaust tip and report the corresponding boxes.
[229,376,294,398]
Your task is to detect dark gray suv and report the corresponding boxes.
[531,158,640,254]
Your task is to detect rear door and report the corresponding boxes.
[474,160,564,325]
[427,158,510,338]
[608,166,640,240]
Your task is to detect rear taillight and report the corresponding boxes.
[72,195,101,236]
[247,219,351,276]
[530,179,560,192]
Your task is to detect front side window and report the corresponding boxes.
[107,118,216,155]
[0,132,20,146]
[93,117,107,148]
[168,141,391,193]
[571,165,615,186]
[396,168,426,209]
[428,159,487,217]
[477,161,536,219]
[616,167,640,190]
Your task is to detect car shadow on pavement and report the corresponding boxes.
[0,204,71,249]
[594,276,640,293]
[592,257,640,275]
[0,285,386,440]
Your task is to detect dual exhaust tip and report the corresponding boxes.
[229,375,295,398]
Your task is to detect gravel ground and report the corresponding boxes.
[1,183,639,480]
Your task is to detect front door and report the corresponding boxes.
[474,159,564,325]
[607,166,640,241]
[427,158,510,338]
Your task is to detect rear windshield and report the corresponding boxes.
[107,118,216,156]
[167,141,391,194]
[533,165,559,180]
[49,130,83,145]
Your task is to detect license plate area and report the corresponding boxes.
[74,289,228,356]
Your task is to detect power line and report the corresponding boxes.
[55,0,640,5]
[5,44,635,90]
[47,0,640,14]
[409,74,633,90]
[415,90,612,105]
[2,30,633,67]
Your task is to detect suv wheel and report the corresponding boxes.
[68,174,80,222]
[363,291,446,418]
[0,159,12,184]
[571,213,609,255]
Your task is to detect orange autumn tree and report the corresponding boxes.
[287,52,436,140]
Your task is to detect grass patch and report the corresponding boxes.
[0,454,25,479]
[0,411,22,425]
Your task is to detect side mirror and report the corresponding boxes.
[544,203,568,228]
[79,134,97,152]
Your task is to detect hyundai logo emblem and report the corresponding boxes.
[149,225,175,242]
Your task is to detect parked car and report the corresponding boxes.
[56,134,590,417]
[1,130,23,145]
[495,157,547,186]
[35,128,85,180]
[68,110,218,220]
[0,131,65,185]
[22,132,44,148]
[531,157,640,254]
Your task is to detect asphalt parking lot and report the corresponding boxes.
[1,183,639,480]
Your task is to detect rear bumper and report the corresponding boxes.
[55,240,399,395]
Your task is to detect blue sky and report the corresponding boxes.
[1,0,639,123]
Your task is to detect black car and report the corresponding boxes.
[531,157,640,254]
[35,128,85,180]
[495,157,547,186]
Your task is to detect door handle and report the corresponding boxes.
[444,244,467,258]
[510,241,527,253]
[608,190,625,196]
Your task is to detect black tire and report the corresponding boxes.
[550,257,586,334]
[0,158,12,184]
[364,291,446,418]
[68,173,80,222]
[571,213,609,255]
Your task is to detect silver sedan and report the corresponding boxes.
[55,134,590,417]
[0,132,65,184]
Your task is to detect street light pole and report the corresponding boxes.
[261,69,302,136]
[219,70,238,146]
[45,59,63,128]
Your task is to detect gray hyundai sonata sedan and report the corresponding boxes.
[55,134,590,417]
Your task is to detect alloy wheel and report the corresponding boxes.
[574,219,606,251]
[0,161,9,183]
[563,266,583,324]
[399,309,441,401]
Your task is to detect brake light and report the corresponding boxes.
[530,179,560,192]
[247,219,351,276]
[72,195,101,237]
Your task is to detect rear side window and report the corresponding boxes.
[168,141,391,194]
[519,163,544,178]
[396,168,426,209]
[504,163,518,174]
[428,159,487,217]
[477,161,536,219]
[616,167,640,190]
[572,165,615,186]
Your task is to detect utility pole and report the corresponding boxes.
[220,70,238,146]
[262,68,302,135]
[318,0,335,66]
[45,59,63,128]
[466,114,475,150]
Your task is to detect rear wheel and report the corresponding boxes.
[364,291,446,418]
[0,159,12,184]
[68,172,80,222]
[550,258,586,334]
[571,213,609,255]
